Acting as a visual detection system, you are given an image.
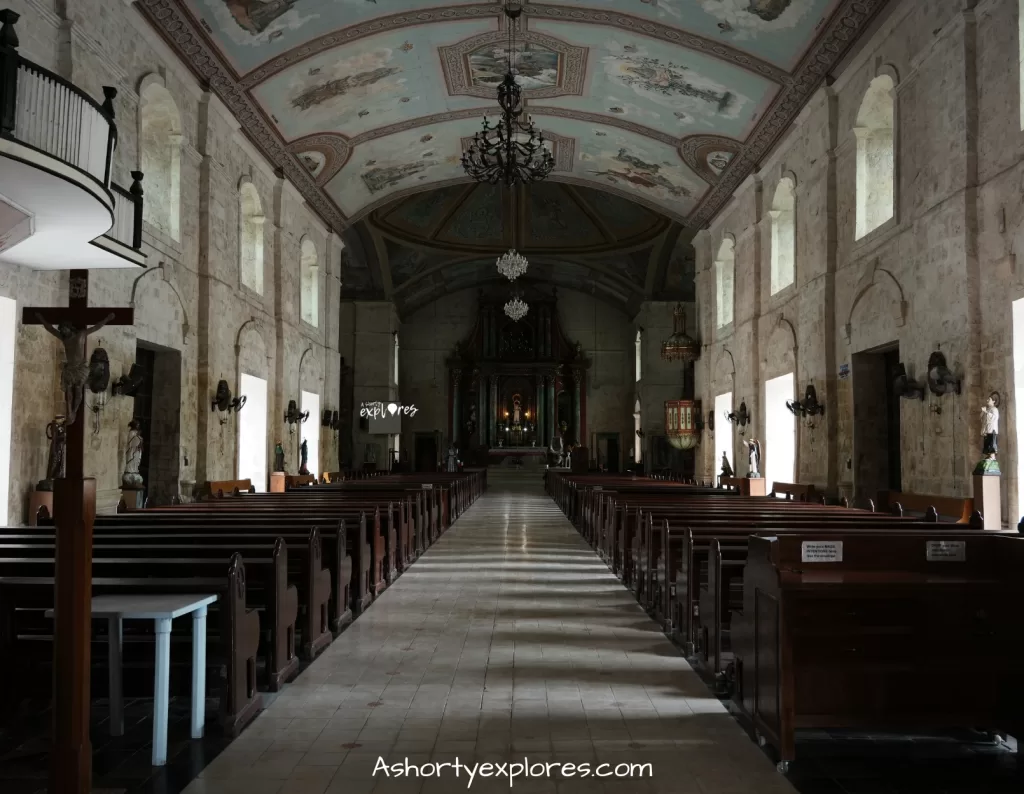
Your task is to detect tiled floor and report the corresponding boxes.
[185,474,798,794]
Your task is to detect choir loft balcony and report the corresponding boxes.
[0,9,145,270]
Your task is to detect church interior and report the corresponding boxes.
[1,0,1023,793]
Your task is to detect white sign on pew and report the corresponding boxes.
[925,540,966,562]
[421,483,433,489]
[801,540,843,562]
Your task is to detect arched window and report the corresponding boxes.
[770,177,795,294]
[854,74,895,240]
[300,237,319,326]
[139,80,181,241]
[239,182,265,294]
[635,329,642,382]
[633,398,642,464]
[715,238,735,329]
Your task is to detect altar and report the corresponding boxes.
[445,295,590,465]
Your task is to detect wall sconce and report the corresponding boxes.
[725,401,749,428]
[285,399,309,432]
[331,410,341,431]
[636,427,645,439]
[87,347,110,435]
[707,410,715,432]
[321,409,333,427]
[211,379,246,425]
[112,363,144,397]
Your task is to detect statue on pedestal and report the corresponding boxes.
[720,452,734,479]
[122,419,144,488]
[37,416,67,491]
[298,439,309,476]
[974,392,1001,475]
[743,438,761,479]
[446,443,459,472]
[274,442,285,473]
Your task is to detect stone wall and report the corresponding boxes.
[695,0,1021,525]
[0,0,340,521]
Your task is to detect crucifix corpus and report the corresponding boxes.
[22,270,134,794]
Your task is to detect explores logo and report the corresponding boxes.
[360,401,418,419]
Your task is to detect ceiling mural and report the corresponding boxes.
[142,0,890,291]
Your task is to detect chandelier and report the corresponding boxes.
[504,293,529,322]
[497,249,528,281]
[660,303,701,362]
[461,3,554,187]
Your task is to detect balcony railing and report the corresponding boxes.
[0,9,144,257]
[105,173,144,250]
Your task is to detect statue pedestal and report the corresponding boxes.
[972,472,1001,529]
[745,477,767,497]
[121,486,144,510]
[28,489,53,525]
[269,472,286,493]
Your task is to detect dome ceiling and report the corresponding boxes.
[139,0,891,232]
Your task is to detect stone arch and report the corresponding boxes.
[138,75,182,241]
[764,314,797,378]
[129,263,190,346]
[714,236,735,329]
[770,177,796,294]
[854,73,896,239]
[300,236,319,327]
[711,347,736,394]
[236,319,270,381]
[298,346,322,395]
[844,259,908,351]
[239,179,266,294]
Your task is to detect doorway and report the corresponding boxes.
[237,373,267,491]
[132,342,182,506]
[852,344,902,505]
[596,433,621,473]
[414,432,438,473]
[764,373,795,494]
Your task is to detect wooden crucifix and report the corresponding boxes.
[23,270,134,794]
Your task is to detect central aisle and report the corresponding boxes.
[191,475,796,794]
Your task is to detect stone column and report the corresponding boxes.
[536,377,544,447]
[572,368,582,445]
[451,369,462,447]
[478,375,487,448]
[489,376,498,447]
[547,371,556,444]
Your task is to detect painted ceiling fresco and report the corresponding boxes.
[142,0,889,233]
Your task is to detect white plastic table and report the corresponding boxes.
[47,593,217,766]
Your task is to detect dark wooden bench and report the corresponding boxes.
[876,490,974,522]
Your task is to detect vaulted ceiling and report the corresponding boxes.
[140,0,889,309]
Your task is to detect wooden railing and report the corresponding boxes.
[105,173,144,249]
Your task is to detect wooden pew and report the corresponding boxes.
[731,531,1024,769]
[0,548,263,734]
[199,479,255,499]
[876,490,973,522]
[768,482,820,502]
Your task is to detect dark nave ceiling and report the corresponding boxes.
[139,0,889,306]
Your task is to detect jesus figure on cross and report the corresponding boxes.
[35,312,114,425]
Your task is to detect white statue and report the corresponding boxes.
[980,395,999,459]
[446,443,458,472]
[513,399,521,425]
[122,419,143,487]
[743,438,761,478]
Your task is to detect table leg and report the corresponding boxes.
[191,605,208,739]
[107,616,124,737]
[152,617,171,766]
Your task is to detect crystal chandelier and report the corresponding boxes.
[497,249,528,281]
[461,3,554,187]
[504,293,529,322]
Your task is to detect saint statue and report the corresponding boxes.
[37,416,67,491]
[274,442,285,473]
[720,452,734,479]
[743,438,761,479]
[446,443,458,473]
[122,419,144,488]
[513,399,521,426]
[298,439,309,476]
[975,393,1001,475]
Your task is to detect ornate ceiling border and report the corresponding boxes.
[679,135,743,185]
[686,0,891,227]
[139,0,892,233]
[439,29,587,100]
[284,134,352,187]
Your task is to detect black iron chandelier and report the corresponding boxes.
[461,2,554,187]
